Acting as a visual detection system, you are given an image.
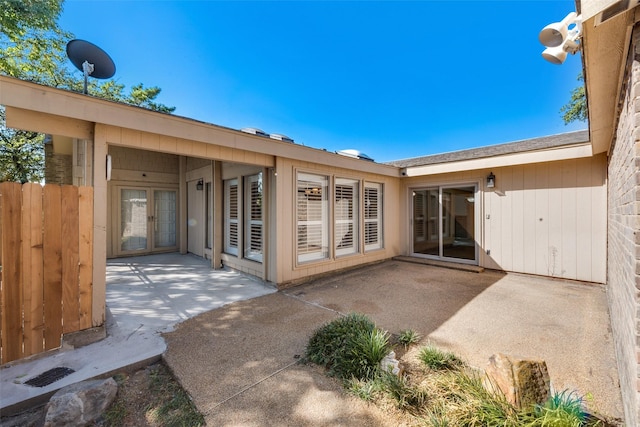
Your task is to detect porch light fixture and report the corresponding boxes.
[486,172,495,188]
[196,179,204,191]
[538,11,582,65]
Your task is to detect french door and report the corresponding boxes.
[117,187,178,256]
[412,185,477,263]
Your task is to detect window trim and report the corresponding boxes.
[335,177,360,257]
[244,173,263,263]
[224,178,239,256]
[296,172,330,264]
[364,181,383,252]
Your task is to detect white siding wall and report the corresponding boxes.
[402,155,607,283]
[484,156,607,283]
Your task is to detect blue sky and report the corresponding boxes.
[59,0,585,162]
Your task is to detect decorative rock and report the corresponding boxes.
[484,353,550,409]
[44,378,118,427]
[380,350,402,376]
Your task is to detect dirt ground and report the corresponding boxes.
[0,356,413,427]
[0,350,622,427]
[0,362,204,427]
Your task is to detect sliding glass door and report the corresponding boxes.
[118,187,177,256]
[412,185,477,263]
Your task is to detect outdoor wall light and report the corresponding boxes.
[539,11,582,65]
[486,172,495,189]
[196,179,204,191]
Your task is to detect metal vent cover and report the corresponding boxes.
[24,367,75,387]
[595,0,639,25]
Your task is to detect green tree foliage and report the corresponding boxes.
[0,0,63,41]
[0,108,44,183]
[560,72,588,124]
[0,0,175,182]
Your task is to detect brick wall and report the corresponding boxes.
[608,27,640,426]
[44,143,72,185]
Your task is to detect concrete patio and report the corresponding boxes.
[0,253,275,414]
[1,256,624,425]
[163,260,624,425]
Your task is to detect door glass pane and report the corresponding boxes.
[413,189,439,256]
[154,190,176,248]
[121,189,148,251]
[442,186,475,260]
[413,190,426,252]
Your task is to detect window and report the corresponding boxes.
[224,178,239,255]
[364,182,383,251]
[297,172,329,263]
[244,173,263,262]
[335,178,359,256]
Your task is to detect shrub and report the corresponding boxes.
[423,369,520,426]
[418,344,464,371]
[397,329,421,348]
[522,390,590,427]
[306,313,390,380]
[380,371,428,412]
[352,328,391,377]
[345,377,383,401]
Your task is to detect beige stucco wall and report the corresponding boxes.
[401,155,607,283]
[274,157,401,287]
[106,146,180,258]
[99,123,401,286]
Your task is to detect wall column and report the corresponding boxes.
[91,124,107,327]
[212,160,223,269]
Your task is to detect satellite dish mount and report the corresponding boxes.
[81,61,95,94]
[66,39,116,94]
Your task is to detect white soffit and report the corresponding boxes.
[403,143,593,177]
[582,0,639,23]
[583,0,624,21]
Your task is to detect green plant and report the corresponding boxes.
[306,312,389,380]
[420,368,521,426]
[397,329,421,348]
[352,328,390,378]
[345,377,383,401]
[521,390,591,427]
[418,344,464,371]
[380,371,428,412]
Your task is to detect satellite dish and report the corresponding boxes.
[66,39,116,94]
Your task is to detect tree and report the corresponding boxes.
[560,72,588,124]
[0,108,44,183]
[0,0,175,182]
[0,0,63,42]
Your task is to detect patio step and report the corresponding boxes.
[392,256,485,273]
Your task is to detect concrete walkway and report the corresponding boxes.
[163,260,624,425]
[0,253,275,414]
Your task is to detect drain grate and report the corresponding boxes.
[24,367,75,387]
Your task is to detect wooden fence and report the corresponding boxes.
[0,182,94,364]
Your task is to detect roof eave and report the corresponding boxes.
[402,142,593,177]
[581,7,639,154]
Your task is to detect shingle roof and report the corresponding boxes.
[385,130,590,168]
